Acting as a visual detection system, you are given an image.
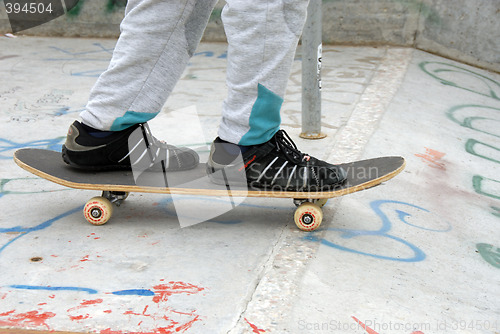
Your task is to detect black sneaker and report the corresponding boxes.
[62,121,199,171]
[206,130,347,191]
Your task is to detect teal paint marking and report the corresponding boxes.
[419,62,500,101]
[446,104,500,139]
[476,243,500,269]
[472,175,500,200]
[492,206,500,218]
[106,0,127,13]
[110,110,159,131]
[66,0,85,17]
[465,139,500,164]
[239,84,283,146]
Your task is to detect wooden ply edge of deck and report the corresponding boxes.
[13,153,405,200]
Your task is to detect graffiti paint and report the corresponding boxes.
[476,243,500,269]
[245,318,266,333]
[465,138,500,164]
[447,105,500,138]
[1,281,206,333]
[0,137,64,159]
[151,282,205,304]
[420,61,500,261]
[45,43,115,61]
[9,285,98,294]
[65,0,127,17]
[305,200,450,262]
[491,206,500,218]
[0,310,56,330]
[472,175,500,200]
[414,147,446,170]
[0,206,82,254]
[0,178,69,200]
[419,62,500,101]
[352,316,426,334]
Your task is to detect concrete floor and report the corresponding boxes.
[0,36,499,334]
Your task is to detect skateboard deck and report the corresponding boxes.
[14,148,405,231]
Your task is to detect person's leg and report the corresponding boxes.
[208,0,347,191]
[218,0,309,146]
[81,0,218,131]
[63,0,217,171]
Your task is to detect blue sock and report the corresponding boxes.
[81,123,114,138]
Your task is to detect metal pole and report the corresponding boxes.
[300,0,326,139]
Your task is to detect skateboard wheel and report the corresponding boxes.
[294,202,323,231]
[83,196,113,226]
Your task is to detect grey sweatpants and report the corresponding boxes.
[81,0,309,146]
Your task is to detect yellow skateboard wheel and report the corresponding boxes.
[83,196,113,225]
[294,202,323,231]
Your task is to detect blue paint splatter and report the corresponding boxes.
[7,286,157,297]
[305,200,451,262]
[9,285,98,294]
[0,137,65,159]
[0,206,82,254]
[112,289,155,296]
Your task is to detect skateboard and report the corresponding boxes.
[14,148,405,231]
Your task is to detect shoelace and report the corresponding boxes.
[274,130,311,164]
[140,123,167,147]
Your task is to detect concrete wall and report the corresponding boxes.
[0,0,226,40]
[320,0,500,73]
[1,0,498,72]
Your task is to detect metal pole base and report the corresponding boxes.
[299,132,327,139]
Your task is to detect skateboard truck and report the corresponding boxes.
[102,191,129,206]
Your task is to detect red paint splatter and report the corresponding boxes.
[81,298,103,306]
[352,316,426,334]
[152,282,204,303]
[100,327,179,334]
[67,298,104,321]
[69,314,90,321]
[245,318,266,333]
[415,147,446,170]
[175,314,200,332]
[103,310,112,314]
[80,255,91,262]
[101,283,204,334]
[0,310,15,317]
[0,310,56,330]
[352,316,379,334]
[100,329,122,334]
